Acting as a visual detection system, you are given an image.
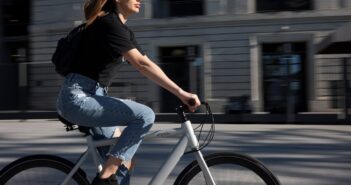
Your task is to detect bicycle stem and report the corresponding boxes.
[176,105,188,122]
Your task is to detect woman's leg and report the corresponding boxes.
[63,95,154,178]
[91,127,132,185]
[91,127,118,160]
[91,87,126,164]
[97,99,154,179]
[57,74,153,184]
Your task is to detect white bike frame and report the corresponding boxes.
[60,119,216,185]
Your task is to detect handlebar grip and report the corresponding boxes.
[188,99,196,106]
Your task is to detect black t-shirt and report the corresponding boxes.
[71,11,143,87]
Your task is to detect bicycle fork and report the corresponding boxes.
[183,120,216,185]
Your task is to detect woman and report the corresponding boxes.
[56,0,201,185]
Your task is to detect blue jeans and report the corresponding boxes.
[56,73,155,184]
[90,127,131,185]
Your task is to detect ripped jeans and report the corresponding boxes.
[56,73,155,184]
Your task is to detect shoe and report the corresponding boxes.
[91,174,119,185]
[116,164,130,185]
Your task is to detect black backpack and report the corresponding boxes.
[51,23,86,76]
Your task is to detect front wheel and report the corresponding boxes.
[174,152,280,185]
[0,155,89,185]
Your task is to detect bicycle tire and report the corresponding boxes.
[0,155,89,185]
[174,152,280,185]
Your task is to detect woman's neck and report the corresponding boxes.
[118,13,128,24]
[116,6,131,24]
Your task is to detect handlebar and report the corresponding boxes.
[176,101,215,154]
[176,101,209,122]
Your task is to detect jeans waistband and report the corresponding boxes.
[64,73,108,94]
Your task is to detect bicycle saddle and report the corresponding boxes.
[57,114,91,135]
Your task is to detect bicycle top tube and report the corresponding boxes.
[92,127,184,148]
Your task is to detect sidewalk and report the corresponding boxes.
[0,119,350,185]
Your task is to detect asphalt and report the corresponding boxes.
[0,119,350,185]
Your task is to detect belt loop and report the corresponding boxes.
[104,87,109,95]
[95,82,100,91]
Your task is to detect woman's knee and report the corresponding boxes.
[127,100,155,125]
[133,104,155,126]
[141,106,155,125]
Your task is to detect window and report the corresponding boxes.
[3,0,30,36]
[1,0,30,63]
[153,0,204,18]
[262,42,307,113]
[256,0,312,13]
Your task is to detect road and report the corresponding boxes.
[0,119,350,185]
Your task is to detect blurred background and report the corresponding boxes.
[0,0,350,123]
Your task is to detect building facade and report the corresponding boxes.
[1,0,351,115]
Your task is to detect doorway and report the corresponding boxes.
[159,46,202,112]
[0,0,31,110]
[262,42,307,113]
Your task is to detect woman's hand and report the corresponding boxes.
[178,89,201,112]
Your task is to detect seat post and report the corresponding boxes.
[86,135,103,172]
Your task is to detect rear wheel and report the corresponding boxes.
[0,155,89,185]
[174,152,280,185]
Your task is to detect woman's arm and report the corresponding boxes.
[122,48,200,111]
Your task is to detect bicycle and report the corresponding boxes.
[0,102,280,185]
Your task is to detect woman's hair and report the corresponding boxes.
[84,0,117,25]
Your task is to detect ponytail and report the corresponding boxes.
[84,0,116,26]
